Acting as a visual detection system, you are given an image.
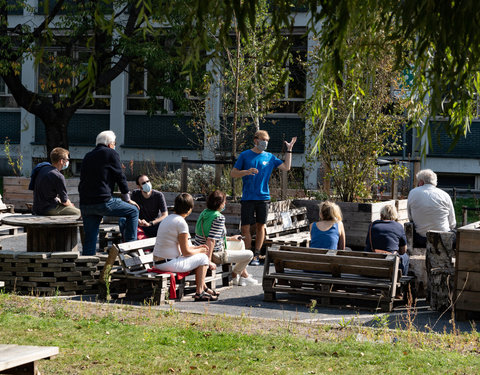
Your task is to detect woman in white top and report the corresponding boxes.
[153,193,216,302]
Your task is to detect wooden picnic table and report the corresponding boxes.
[2,214,82,252]
[0,344,58,374]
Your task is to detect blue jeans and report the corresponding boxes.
[399,253,410,276]
[80,198,139,256]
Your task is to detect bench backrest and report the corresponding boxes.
[267,245,399,280]
[114,238,156,275]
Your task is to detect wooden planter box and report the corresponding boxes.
[455,222,480,320]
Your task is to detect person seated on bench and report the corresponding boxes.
[365,205,409,275]
[310,201,346,250]
[193,190,258,287]
[119,174,168,239]
[29,147,80,216]
[152,193,218,302]
[407,169,456,247]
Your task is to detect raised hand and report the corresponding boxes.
[285,136,297,151]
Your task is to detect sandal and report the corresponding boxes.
[204,288,220,297]
[193,291,218,302]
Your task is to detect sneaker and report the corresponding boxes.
[250,255,261,266]
[232,275,240,286]
[239,276,259,286]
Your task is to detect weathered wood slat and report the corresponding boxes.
[456,271,480,291]
[0,344,59,371]
[270,249,397,269]
[266,273,393,288]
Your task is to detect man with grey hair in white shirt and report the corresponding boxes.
[407,169,456,247]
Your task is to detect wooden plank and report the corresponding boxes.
[278,260,394,279]
[456,252,480,272]
[117,238,156,252]
[122,254,154,269]
[455,291,480,311]
[267,273,393,288]
[269,249,396,269]
[456,271,480,292]
[267,285,390,302]
[0,344,59,371]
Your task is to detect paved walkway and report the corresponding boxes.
[0,232,477,334]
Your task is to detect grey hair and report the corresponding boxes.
[96,130,116,146]
[380,205,398,221]
[416,169,437,186]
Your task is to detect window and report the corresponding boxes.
[274,32,307,114]
[0,77,19,108]
[127,58,171,112]
[37,41,110,110]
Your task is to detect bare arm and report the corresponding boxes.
[151,211,168,226]
[230,167,258,178]
[337,221,346,250]
[178,233,208,257]
[278,137,297,171]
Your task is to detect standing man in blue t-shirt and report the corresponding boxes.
[231,130,296,265]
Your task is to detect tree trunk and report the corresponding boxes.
[40,110,75,160]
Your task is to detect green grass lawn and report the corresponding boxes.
[0,294,478,374]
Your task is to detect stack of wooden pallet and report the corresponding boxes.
[263,207,310,248]
[0,251,100,296]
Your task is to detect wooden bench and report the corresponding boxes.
[0,344,58,374]
[102,238,230,303]
[263,245,415,312]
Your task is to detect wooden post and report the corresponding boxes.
[462,206,468,226]
[391,159,398,199]
[452,187,457,204]
[215,154,222,189]
[231,155,237,199]
[281,169,287,200]
[180,157,188,192]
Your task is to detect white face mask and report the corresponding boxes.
[62,161,69,170]
[142,182,152,193]
[257,140,268,152]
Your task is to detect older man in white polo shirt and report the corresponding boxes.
[407,169,456,247]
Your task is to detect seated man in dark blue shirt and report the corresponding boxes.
[29,147,80,216]
[365,205,409,275]
[119,174,168,238]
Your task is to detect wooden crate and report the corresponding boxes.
[455,222,480,320]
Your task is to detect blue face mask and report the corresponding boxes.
[62,161,69,170]
[257,140,268,152]
[142,182,152,193]
[220,206,225,212]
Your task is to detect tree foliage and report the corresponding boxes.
[308,22,408,201]
[186,0,480,148]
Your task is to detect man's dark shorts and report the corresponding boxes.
[241,200,269,225]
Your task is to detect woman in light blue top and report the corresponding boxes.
[310,201,346,250]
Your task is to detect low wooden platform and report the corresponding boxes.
[0,344,58,374]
